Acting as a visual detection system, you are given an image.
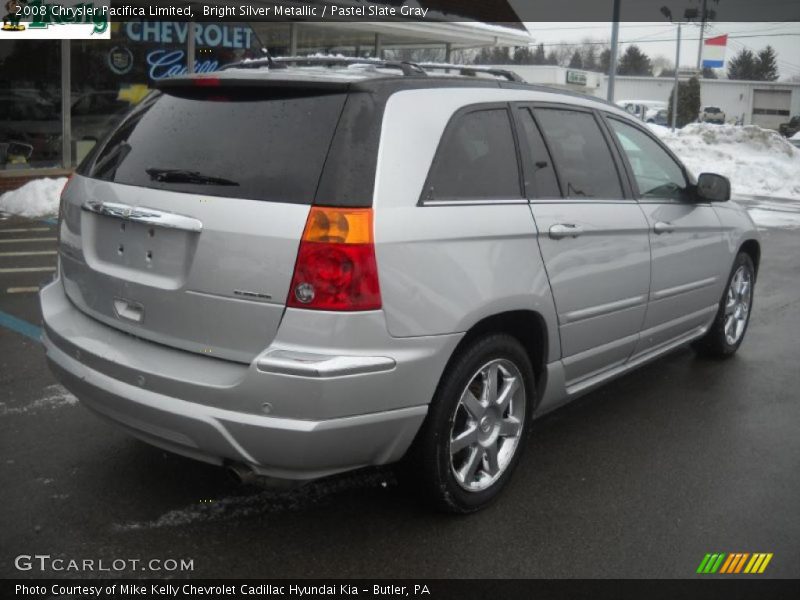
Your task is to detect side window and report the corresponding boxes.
[424,108,521,201]
[517,108,561,198]
[534,108,623,199]
[608,118,688,200]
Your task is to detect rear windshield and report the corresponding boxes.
[79,88,347,204]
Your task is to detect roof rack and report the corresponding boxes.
[416,63,523,82]
[223,56,427,77]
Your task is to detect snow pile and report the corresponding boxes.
[0,177,66,218]
[649,123,800,200]
[791,130,800,141]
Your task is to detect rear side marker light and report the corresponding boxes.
[287,207,381,311]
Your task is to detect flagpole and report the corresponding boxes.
[696,0,707,71]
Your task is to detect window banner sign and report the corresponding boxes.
[0,0,110,38]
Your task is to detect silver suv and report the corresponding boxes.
[41,59,760,513]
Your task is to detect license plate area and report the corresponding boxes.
[81,211,198,289]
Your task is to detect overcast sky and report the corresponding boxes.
[523,22,800,79]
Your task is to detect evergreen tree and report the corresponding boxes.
[598,48,611,75]
[667,76,701,128]
[617,45,653,76]
[513,46,533,65]
[532,43,546,65]
[568,51,583,69]
[583,46,597,71]
[756,46,779,81]
[545,50,559,66]
[701,67,718,79]
[727,48,758,80]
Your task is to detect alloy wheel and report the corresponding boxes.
[449,358,526,492]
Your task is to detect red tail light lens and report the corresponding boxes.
[287,207,381,311]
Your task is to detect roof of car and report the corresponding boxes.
[160,61,620,113]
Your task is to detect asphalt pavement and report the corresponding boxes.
[1,206,799,579]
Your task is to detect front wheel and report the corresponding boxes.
[406,333,535,513]
[694,252,755,357]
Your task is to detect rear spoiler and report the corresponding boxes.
[155,76,352,93]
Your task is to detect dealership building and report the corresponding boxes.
[0,2,531,191]
[596,76,800,130]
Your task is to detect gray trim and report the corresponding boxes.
[420,199,529,207]
[257,350,396,378]
[560,295,646,324]
[651,277,718,301]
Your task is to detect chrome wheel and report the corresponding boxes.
[724,265,752,345]
[449,358,526,492]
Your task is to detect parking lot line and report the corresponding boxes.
[0,267,56,274]
[0,237,57,244]
[0,251,57,257]
[6,287,40,294]
[0,309,42,342]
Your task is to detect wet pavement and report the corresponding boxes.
[1,203,798,579]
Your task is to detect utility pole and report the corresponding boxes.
[606,0,621,102]
[672,22,681,132]
[696,0,708,70]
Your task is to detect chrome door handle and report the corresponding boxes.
[82,200,203,233]
[653,221,674,234]
[549,223,584,239]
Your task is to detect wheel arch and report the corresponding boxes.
[443,310,549,405]
[739,239,761,275]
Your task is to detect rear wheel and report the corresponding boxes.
[408,333,535,513]
[694,252,755,357]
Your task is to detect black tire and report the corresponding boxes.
[693,252,755,358]
[405,333,536,514]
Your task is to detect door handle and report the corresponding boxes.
[549,223,584,239]
[653,221,674,234]
[82,200,203,233]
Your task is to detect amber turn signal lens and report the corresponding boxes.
[302,207,373,244]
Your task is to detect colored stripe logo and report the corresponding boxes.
[697,553,773,574]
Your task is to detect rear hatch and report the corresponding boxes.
[59,81,349,363]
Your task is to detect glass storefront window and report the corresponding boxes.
[70,21,262,166]
[0,41,62,170]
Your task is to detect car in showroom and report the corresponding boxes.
[41,58,760,513]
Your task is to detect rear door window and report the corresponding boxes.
[423,107,522,201]
[80,88,347,204]
[534,108,623,199]
[517,108,561,198]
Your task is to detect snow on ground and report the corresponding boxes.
[0,177,66,218]
[0,385,77,416]
[649,123,800,200]
[791,131,800,141]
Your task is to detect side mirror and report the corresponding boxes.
[696,173,730,202]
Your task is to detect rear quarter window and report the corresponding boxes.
[80,88,347,204]
[422,107,522,202]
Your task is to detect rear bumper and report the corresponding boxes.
[41,279,459,481]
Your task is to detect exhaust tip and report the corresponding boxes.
[226,463,257,485]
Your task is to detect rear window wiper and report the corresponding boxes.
[146,168,239,186]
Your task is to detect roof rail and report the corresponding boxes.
[416,63,524,82]
[222,56,427,77]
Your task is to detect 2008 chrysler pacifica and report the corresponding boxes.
[41,58,760,512]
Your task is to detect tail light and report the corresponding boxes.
[287,206,381,311]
